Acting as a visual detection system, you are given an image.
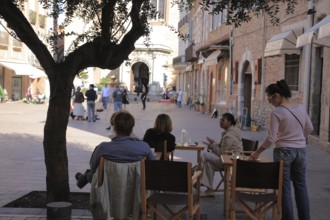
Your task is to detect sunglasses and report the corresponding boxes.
[267,94,276,101]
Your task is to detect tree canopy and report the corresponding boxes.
[174,0,299,26]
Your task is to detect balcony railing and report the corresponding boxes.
[185,43,197,62]
[172,55,185,66]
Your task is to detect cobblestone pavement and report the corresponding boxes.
[0,95,329,219]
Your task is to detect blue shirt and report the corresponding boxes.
[89,136,156,171]
[102,86,111,97]
[112,87,123,102]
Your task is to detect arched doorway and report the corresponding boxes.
[242,61,252,123]
[131,62,150,92]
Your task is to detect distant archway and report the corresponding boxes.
[238,50,255,123]
[131,62,150,91]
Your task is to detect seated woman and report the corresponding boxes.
[201,112,243,194]
[143,114,176,160]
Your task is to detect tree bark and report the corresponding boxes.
[43,68,73,202]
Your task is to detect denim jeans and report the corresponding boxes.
[114,101,123,112]
[87,101,95,122]
[273,147,310,220]
[102,96,109,109]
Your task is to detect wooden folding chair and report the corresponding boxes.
[215,138,258,191]
[230,159,283,220]
[241,138,259,155]
[153,140,174,161]
[90,157,141,220]
[141,160,202,220]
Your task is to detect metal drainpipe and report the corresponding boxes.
[303,0,314,110]
[261,12,266,101]
[230,25,233,95]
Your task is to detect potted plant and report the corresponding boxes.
[200,102,205,114]
[194,101,200,111]
[0,85,5,102]
[199,95,205,113]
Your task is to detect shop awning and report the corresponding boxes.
[203,50,221,66]
[0,61,46,78]
[296,15,330,47]
[264,30,302,57]
[197,53,205,64]
[185,65,192,72]
[317,16,330,46]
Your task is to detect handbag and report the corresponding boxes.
[90,157,111,220]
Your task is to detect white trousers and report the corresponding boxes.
[200,151,223,189]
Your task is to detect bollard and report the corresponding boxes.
[47,201,72,220]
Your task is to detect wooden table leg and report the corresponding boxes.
[223,165,230,219]
[197,150,202,170]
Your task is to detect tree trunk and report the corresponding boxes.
[43,71,73,202]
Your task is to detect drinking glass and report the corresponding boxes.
[232,149,240,159]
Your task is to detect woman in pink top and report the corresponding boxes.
[250,79,313,220]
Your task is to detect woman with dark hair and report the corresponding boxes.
[200,112,243,195]
[143,114,176,159]
[250,79,313,220]
[73,86,85,120]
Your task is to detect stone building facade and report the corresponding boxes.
[174,0,330,149]
[114,0,180,95]
[0,0,48,101]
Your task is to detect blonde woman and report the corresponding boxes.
[143,114,176,159]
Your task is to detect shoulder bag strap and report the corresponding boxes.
[281,105,304,130]
[97,156,104,187]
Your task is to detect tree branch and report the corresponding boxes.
[101,0,118,40]
[64,0,148,73]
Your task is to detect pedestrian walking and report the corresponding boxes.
[101,83,111,109]
[250,79,313,220]
[141,84,148,110]
[177,89,183,108]
[122,86,129,108]
[26,85,33,103]
[73,86,85,120]
[112,84,123,112]
[85,84,97,122]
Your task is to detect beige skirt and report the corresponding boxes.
[73,103,85,116]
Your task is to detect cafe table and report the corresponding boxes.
[220,154,270,219]
[175,144,205,170]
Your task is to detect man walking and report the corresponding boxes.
[112,84,123,112]
[177,89,183,108]
[141,83,148,110]
[101,83,111,109]
[85,84,97,122]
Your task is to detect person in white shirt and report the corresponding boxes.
[177,89,183,108]
[101,83,111,109]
